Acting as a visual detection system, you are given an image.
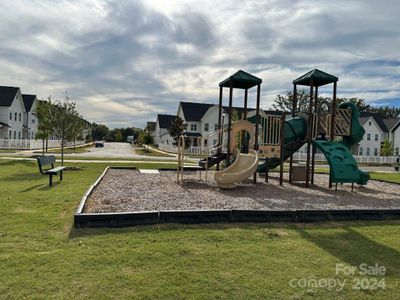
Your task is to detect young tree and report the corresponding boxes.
[70,114,85,149]
[113,129,123,142]
[49,96,80,165]
[381,140,394,156]
[36,98,53,155]
[137,131,153,145]
[168,116,187,146]
[271,89,310,113]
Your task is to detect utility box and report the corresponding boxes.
[291,166,307,181]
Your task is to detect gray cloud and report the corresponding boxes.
[0,0,399,128]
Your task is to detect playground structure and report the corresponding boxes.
[177,69,370,190]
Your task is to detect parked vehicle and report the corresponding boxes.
[95,141,105,148]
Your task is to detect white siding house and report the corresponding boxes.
[22,94,38,140]
[154,114,176,146]
[1,86,89,149]
[0,87,25,140]
[358,116,383,156]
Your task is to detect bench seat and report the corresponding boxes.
[37,155,66,186]
[46,166,66,174]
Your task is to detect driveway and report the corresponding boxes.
[65,142,179,161]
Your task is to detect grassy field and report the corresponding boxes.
[1,160,400,299]
[0,149,16,153]
[134,147,174,157]
[370,172,400,184]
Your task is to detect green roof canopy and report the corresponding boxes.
[219,70,262,89]
[293,69,338,87]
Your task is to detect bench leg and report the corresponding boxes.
[49,174,53,187]
[60,171,63,182]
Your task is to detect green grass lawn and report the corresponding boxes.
[370,172,400,184]
[134,147,174,157]
[1,160,400,299]
[0,149,17,153]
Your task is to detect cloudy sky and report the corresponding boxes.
[1,0,399,128]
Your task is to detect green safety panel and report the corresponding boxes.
[312,140,369,185]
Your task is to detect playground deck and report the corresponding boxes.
[83,168,400,214]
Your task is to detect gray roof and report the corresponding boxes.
[157,114,176,129]
[145,121,156,132]
[359,113,400,133]
[359,112,389,132]
[0,86,19,106]
[22,94,37,112]
[383,118,400,131]
[0,121,10,128]
[180,102,214,121]
[180,101,282,122]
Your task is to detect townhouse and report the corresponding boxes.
[0,85,91,149]
[0,86,28,140]
[154,114,176,146]
[359,113,400,156]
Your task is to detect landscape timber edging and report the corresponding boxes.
[74,166,400,228]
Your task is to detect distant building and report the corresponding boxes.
[22,94,38,140]
[0,85,91,149]
[144,121,156,140]
[154,114,176,146]
[0,86,26,140]
[358,112,400,156]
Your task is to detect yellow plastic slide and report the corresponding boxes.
[214,149,259,189]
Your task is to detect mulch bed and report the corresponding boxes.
[83,169,400,213]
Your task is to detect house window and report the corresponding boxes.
[14,131,16,139]
[215,124,218,130]
[19,113,21,122]
[369,121,372,126]
[359,147,363,155]
[18,131,21,139]
[213,139,217,145]
[190,124,197,131]
[9,131,11,139]
[204,139,208,146]
[396,147,399,155]
[9,112,12,120]
[204,123,209,132]
[374,148,378,156]
[32,118,36,124]
[14,112,17,121]
[367,133,371,141]
[375,134,379,141]
[366,147,370,156]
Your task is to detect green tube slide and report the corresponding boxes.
[254,101,370,185]
[256,117,307,173]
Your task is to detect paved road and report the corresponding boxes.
[65,142,179,161]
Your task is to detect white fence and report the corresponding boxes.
[0,139,86,150]
[158,143,398,164]
[158,143,224,156]
[293,152,398,165]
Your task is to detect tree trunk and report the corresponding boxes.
[46,138,48,152]
[42,138,45,156]
[61,137,64,166]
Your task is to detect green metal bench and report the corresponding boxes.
[36,155,66,187]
